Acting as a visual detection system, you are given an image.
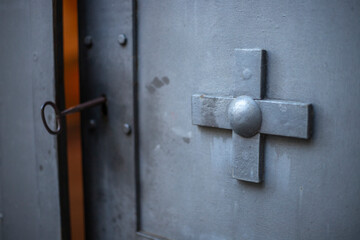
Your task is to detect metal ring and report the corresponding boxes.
[41,101,62,135]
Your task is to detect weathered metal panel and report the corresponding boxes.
[78,0,137,239]
[0,0,63,239]
[78,0,360,239]
[137,0,360,239]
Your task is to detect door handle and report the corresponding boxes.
[41,96,107,135]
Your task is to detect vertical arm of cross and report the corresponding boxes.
[231,49,266,182]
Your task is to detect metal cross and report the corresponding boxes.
[192,49,312,183]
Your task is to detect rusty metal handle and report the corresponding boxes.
[41,96,107,135]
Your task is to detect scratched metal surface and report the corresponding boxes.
[0,0,62,239]
[78,0,137,239]
[137,0,360,239]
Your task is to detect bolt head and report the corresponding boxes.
[88,119,96,130]
[118,34,127,46]
[84,36,93,48]
[242,68,252,80]
[122,123,131,135]
[228,96,262,138]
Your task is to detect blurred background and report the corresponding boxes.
[63,0,84,239]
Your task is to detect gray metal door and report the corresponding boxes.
[0,0,67,239]
[80,1,360,239]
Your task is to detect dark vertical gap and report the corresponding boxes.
[52,0,71,239]
[133,0,141,232]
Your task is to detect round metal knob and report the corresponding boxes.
[228,95,262,138]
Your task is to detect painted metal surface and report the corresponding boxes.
[80,0,360,239]
[78,0,137,239]
[137,0,360,239]
[0,0,64,239]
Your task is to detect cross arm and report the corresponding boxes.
[191,94,233,130]
[191,94,312,139]
[191,49,313,183]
